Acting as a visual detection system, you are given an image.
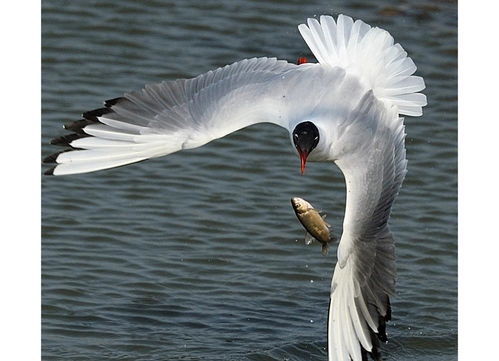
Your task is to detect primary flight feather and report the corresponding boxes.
[44,13,426,361]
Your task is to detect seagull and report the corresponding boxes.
[44,13,426,361]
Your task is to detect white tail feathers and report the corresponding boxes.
[298,14,427,117]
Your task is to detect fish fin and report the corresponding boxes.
[320,214,332,228]
[304,232,315,245]
[321,243,329,256]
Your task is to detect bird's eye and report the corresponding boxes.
[314,136,318,140]
[294,134,298,138]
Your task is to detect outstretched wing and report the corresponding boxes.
[328,92,406,361]
[44,57,298,175]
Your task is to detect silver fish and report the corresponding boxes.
[291,197,333,255]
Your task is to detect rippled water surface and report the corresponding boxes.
[42,0,457,360]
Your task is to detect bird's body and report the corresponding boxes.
[45,14,426,361]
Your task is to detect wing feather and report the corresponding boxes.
[45,58,297,175]
[298,14,427,117]
[328,93,406,361]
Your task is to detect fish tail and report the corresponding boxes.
[321,243,329,256]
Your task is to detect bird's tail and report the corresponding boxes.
[298,14,427,117]
[44,98,182,176]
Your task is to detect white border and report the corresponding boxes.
[459,1,499,360]
[1,1,41,360]
[1,1,484,360]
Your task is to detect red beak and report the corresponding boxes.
[299,150,308,175]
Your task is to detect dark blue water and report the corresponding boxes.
[42,1,457,360]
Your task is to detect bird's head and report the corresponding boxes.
[292,121,320,175]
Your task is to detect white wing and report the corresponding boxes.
[298,14,427,116]
[327,91,406,361]
[45,57,299,175]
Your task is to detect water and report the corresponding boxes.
[41,0,457,360]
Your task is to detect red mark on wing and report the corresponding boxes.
[296,57,308,65]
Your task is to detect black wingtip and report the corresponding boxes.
[377,319,388,343]
[46,96,126,176]
[376,298,391,344]
[43,149,72,163]
[363,328,382,361]
[43,153,58,164]
[369,343,382,361]
[385,298,392,322]
[104,96,125,107]
[361,296,392,361]
[361,344,381,361]
[361,348,368,361]
[82,107,111,122]
[63,97,124,132]
[44,166,56,176]
[64,119,97,134]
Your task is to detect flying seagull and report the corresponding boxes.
[44,13,426,361]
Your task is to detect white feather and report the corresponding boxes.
[70,137,151,149]
[52,156,148,175]
[298,14,427,117]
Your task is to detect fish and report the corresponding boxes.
[290,197,333,255]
